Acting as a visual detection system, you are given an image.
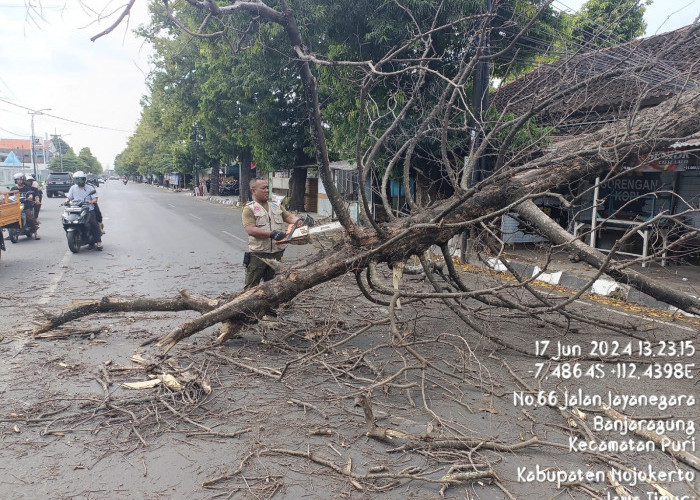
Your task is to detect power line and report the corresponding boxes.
[0,126,28,138]
[0,96,133,133]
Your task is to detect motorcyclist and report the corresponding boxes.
[64,171,103,251]
[25,174,42,218]
[10,173,41,239]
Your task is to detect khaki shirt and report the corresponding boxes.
[242,201,292,253]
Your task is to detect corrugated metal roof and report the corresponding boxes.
[492,26,700,126]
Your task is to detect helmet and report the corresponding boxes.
[73,171,86,186]
[26,174,34,181]
[13,173,25,181]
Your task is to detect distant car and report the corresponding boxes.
[45,172,73,197]
[86,174,100,187]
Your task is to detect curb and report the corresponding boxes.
[201,195,239,206]
[483,258,698,318]
[148,185,240,206]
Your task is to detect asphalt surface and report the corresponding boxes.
[0,182,697,500]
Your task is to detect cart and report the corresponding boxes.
[0,192,22,259]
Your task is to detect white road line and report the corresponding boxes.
[167,204,176,209]
[188,213,201,220]
[574,299,697,333]
[38,251,72,305]
[222,230,247,244]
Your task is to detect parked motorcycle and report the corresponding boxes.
[7,194,38,243]
[219,180,239,196]
[61,200,98,253]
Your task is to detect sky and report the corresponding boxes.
[0,0,698,171]
[0,1,152,171]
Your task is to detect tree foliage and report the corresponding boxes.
[49,149,88,172]
[564,0,649,49]
[101,0,700,323]
[78,147,103,174]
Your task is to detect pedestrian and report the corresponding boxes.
[241,177,300,290]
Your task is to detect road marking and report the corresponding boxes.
[222,230,247,244]
[188,213,201,220]
[38,251,72,305]
[574,299,697,333]
[167,204,175,209]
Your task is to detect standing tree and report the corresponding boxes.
[78,147,103,174]
[49,149,88,173]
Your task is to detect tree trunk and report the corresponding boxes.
[210,159,220,196]
[156,223,454,351]
[288,167,308,211]
[239,149,253,204]
[515,200,700,316]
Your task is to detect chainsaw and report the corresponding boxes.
[275,215,343,245]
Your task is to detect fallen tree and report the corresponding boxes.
[35,1,700,347]
[35,89,700,348]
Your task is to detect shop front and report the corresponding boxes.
[572,145,700,266]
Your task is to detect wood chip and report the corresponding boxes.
[161,374,183,391]
[121,379,162,390]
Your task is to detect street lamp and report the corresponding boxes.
[29,108,51,178]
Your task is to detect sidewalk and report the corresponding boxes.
[477,244,699,316]
[184,188,699,315]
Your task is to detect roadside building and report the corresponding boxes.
[493,26,700,264]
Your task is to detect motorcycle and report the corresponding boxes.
[7,194,38,243]
[219,180,239,196]
[122,178,128,185]
[61,200,98,253]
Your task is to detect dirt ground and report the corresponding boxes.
[1,267,699,499]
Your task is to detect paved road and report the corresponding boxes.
[0,182,697,500]
[1,180,315,334]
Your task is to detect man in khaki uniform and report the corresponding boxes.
[242,178,300,289]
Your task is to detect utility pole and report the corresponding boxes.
[468,0,491,187]
[29,108,51,179]
[52,131,70,171]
